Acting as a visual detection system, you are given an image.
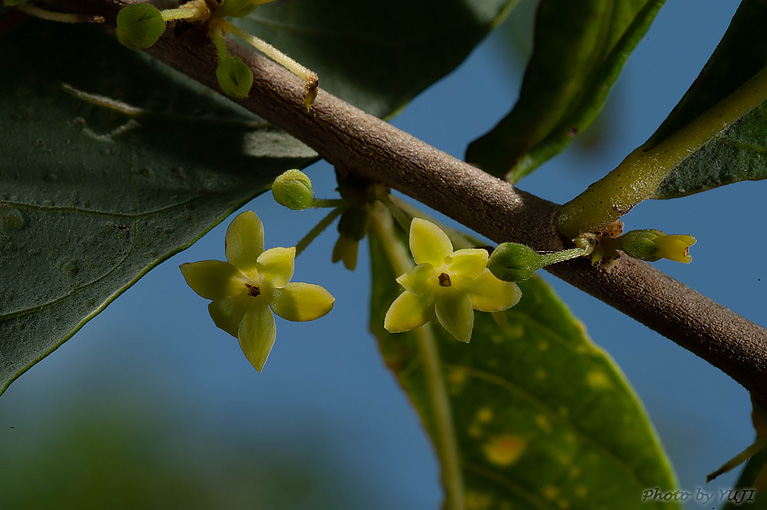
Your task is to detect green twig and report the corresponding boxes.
[294,207,343,257]
[556,66,767,238]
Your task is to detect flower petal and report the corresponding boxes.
[331,235,359,271]
[256,247,296,288]
[208,294,252,337]
[238,304,276,372]
[409,218,453,266]
[396,263,434,297]
[654,234,696,263]
[225,211,264,272]
[445,248,489,281]
[435,292,474,343]
[270,282,335,322]
[466,269,522,312]
[180,260,245,299]
[384,291,434,333]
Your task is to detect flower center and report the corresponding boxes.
[438,272,452,287]
[244,283,261,297]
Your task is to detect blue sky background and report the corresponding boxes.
[1,0,765,508]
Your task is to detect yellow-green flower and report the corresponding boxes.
[384,218,522,342]
[180,211,334,371]
[617,229,696,263]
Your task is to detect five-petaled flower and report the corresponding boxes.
[384,218,522,342]
[180,211,334,371]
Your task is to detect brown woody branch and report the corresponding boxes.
[48,0,767,404]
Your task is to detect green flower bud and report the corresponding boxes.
[271,169,313,210]
[617,230,663,261]
[618,229,695,263]
[488,242,543,282]
[215,55,253,99]
[337,207,369,241]
[116,3,166,50]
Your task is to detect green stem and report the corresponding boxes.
[15,3,104,23]
[380,196,412,234]
[369,203,466,510]
[213,30,229,60]
[310,198,345,208]
[556,65,767,239]
[537,247,590,267]
[294,207,343,257]
[160,0,208,22]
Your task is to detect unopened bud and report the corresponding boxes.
[272,169,313,210]
[618,229,695,263]
[488,242,542,282]
[116,4,166,50]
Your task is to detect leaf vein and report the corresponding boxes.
[445,364,646,490]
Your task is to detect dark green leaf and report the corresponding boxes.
[0,22,316,394]
[369,230,679,509]
[466,0,664,181]
[237,0,517,117]
[651,0,767,199]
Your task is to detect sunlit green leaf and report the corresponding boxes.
[369,231,679,509]
[466,0,664,181]
[650,0,767,199]
[0,22,316,394]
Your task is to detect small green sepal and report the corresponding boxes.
[271,169,313,210]
[115,3,166,50]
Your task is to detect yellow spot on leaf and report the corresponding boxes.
[447,367,467,394]
[477,407,493,423]
[576,486,588,498]
[542,485,559,501]
[586,370,611,389]
[539,341,549,351]
[483,435,526,466]
[557,500,570,510]
[535,414,551,433]
[569,466,581,478]
[466,491,493,510]
[535,369,547,380]
[505,322,524,339]
[468,424,482,438]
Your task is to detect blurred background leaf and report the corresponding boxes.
[369,229,679,509]
[0,393,356,510]
[466,0,664,181]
